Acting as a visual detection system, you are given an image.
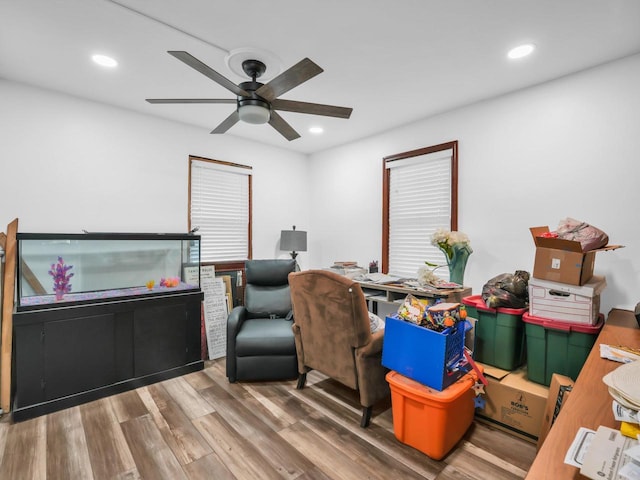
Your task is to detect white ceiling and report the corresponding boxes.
[2,0,640,154]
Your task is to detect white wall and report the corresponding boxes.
[308,53,640,313]
[0,80,309,264]
[2,53,639,313]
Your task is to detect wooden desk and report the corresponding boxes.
[526,308,640,479]
[357,281,471,313]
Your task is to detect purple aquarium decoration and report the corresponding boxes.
[48,256,74,301]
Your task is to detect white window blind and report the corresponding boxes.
[190,158,251,262]
[386,149,452,279]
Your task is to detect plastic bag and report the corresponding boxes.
[397,294,427,325]
[556,217,609,251]
[481,270,530,309]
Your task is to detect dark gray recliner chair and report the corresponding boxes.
[226,259,298,383]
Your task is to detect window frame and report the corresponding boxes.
[382,141,458,275]
[188,155,253,270]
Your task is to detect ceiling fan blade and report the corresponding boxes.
[146,98,236,104]
[271,99,352,119]
[268,111,301,141]
[168,51,249,97]
[211,111,240,134]
[256,58,323,101]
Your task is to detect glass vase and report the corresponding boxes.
[446,243,472,286]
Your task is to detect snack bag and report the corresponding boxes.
[397,294,426,324]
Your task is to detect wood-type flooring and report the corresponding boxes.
[0,359,536,479]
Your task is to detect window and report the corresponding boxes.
[189,156,252,263]
[382,141,458,278]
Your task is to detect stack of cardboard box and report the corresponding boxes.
[529,226,620,287]
[473,226,623,443]
[527,225,614,328]
[524,226,625,385]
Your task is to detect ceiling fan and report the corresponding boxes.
[146,51,353,141]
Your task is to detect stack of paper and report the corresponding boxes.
[600,344,640,364]
[355,272,402,284]
[563,362,640,478]
[565,426,639,479]
[603,361,640,412]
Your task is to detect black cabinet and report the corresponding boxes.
[12,291,203,421]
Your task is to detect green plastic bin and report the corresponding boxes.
[461,295,526,370]
[461,296,477,320]
[523,312,603,386]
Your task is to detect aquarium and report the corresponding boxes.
[16,232,201,310]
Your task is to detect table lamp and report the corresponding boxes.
[280,226,307,266]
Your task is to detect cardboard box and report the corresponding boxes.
[530,226,622,286]
[464,315,476,352]
[529,275,606,325]
[475,364,549,443]
[536,374,574,451]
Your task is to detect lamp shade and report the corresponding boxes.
[280,228,307,253]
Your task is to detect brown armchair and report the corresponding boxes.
[288,269,390,427]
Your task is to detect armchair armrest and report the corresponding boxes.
[227,305,248,339]
[226,306,248,381]
[357,329,384,358]
[354,329,389,408]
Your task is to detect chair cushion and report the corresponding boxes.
[245,284,291,318]
[245,259,295,286]
[235,318,296,357]
[244,259,295,317]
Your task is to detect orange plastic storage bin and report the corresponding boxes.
[386,368,481,460]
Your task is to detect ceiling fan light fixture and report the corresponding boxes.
[238,104,270,124]
[238,101,270,124]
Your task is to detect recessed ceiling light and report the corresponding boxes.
[507,44,535,60]
[309,126,324,134]
[92,54,118,68]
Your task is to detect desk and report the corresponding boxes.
[357,281,471,314]
[526,308,640,479]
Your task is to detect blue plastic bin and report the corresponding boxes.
[382,315,470,391]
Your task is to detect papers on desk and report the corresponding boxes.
[429,281,464,289]
[404,279,463,290]
[356,272,403,284]
[603,361,640,411]
[561,360,640,478]
[356,273,464,290]
[565,426,639,479]
[601,344,640,364]
[614,401,640,424]
[564,427,594,468]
